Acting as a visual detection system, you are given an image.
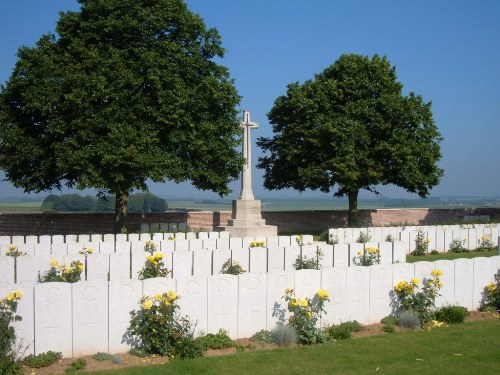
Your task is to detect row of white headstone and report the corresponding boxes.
[0,242,407,283]
[329,224,499,252]
[1,256,498,358]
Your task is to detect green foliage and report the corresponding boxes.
[65,358,86,373]
[0,0,243,233]
[381,316,398,326]
[294,247,323,270]
[23,351,62,368]
[138,241,170,279]
[220,259,246,275]
[412,231,429,256]
[283,288,330,344]
[356,232,371,243]
[92,352,113,361]
[430,249,439,255]
[448,239,469,253]
[477,235,496,251]
[129,348,148,358]
[196,329,234,351]
[382,324,396,333]
[257,54,443,227]
[127,291,201,359]
[271,324,297,347]
[481,271,500,312]
[249,330,275,345]
[434,306,468,324]
[394,270,443,325]
[397,310,421,329]
[0,291,23,375]
[385,234,395,242]
[353,247,380,266]
[325,321,363,340]
[38,259,83,283]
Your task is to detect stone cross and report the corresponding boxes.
[239,110,258,200]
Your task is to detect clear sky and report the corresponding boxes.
[0,0,499,200]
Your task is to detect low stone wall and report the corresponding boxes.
[0,207,499,235]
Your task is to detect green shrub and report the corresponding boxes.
[411,231,429,256]
[271,324,297,347]
[430,249,439,254]
[435,306,468,324]
[220,259,246,275]
[250,330,275,345]
[380,315,398,325]
[196,329,233,351]
[138,241,170,279]
[0,291,24,375]
[38,260,83,283]
[23,351,62,368]
[448,239,469,253]
[356,232,371,243]
[65,358,86,373]
[481,271,500,312]
[294,247,323,270]
[92,352,112,361]
[397,310,421,329]
[129,348,148,358]
[326,325,352,340]
[382,324,395,333]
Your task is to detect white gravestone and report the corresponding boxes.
[0,257,14,283]
[231,248,249,273]
[127,233,140,242]
[434,260,455,307]
[229,238,243,249]
[242,237,253,249]
[172,252,192,278]
[86,254,110,281]
[160,240,176,252]
[197,232,209,240]
[435,230,446,252]
[249,247,267,273]
[185,232,196,240]
[99,242,115,255]
[0,236,11,245]
[348,243,364,267]
[414,261,435,284]
[216,238,230,250]
[67,242,84,255]
[472,257,492,309]
[321,267,347,325]
[72,281,109,355]
[345,267,370,324]
[103,234,115,242]
[151,233,164,242]
[39,235,51,245]
[265,236,280,249]
[317,243,333,269]
[284,246,300,271]
[392,242,406,263]
[377,242,393,265]
[108,280,143,353]
[11,236,24,245]
[130,240,148,254]
[16,256,39,283]
[208,232,220,239]
[90,234,103,243]
[453,259,474,309]
[267,247,285,273]
[142,277,176,297]
[34,282,72,357]
[333,244,349,268]
[177,277,208,335]
[78,234,90,243]
[109,253,131,281]
[468,229,477,251]
[266,271,295,330]
[238,273,267,338]
[52,235,64,244]
[278,236,292,247]
[213,249,231,275]
[202,238,217,251]
[207,275,238,338]
[115,241,131,255]
[490,255,500,277]
[219,231,230,239]
[25,236,38,245]
[192,251,213,277]
[140,233,152,241]
[174,240,189,252]
[369,265,393,323]
[294,269,321,306]
[65,235,78,243]
[51,243,68,257]
[189,239,203,251]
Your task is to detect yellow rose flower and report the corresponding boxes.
[285,288,293,295]
[50,259,58,267]
[154,293,162,301]
[487,282,496,292]
[142,298,153,310]
[316,289,330,299]
[411,278,420,286]
[301,299,308,308]
[166,290,177,301]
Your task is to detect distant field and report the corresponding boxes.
[0,201,43,213]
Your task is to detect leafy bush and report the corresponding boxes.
[294,247,323,270]
[271,324,297,347]
[477,235,496,251]
[283,288,329,344]
[65,358,86,373]
[356,232,371,243]
[393,270,443,325]
[481,271,500,312]
[0,291,23,375]
[385,234,395,242]
[92,352,112,361]
[38,260,83,283]
[397,310,421,329]
[250,330,275,345]
[412,231,429,256]
[380,315,398,325]
[448,239,468,253]
[23,351,62,368]
[382,324,395,333]
[138,241,170,279]
[325,321,363,340]
[129,348,148,358]
[220,259,246,275]
[353,247,380,266]
[127,291,201,359]
[434,306,468,324]
[196,329,233,351]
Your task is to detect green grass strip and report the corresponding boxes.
[407,250,498,263]
[86,319,500,375]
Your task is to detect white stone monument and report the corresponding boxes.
[221,110,277,237]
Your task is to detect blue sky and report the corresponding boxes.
[0,0,499,200]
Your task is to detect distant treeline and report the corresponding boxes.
[41,193,168,213]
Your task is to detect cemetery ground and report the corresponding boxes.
[22,312,499,375]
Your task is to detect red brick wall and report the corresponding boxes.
[1,207,499,236]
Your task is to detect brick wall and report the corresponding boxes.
[1,207,499,236]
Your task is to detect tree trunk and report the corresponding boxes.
[348,190,359,227]
[115,191,129,234]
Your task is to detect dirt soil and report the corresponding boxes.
[22,311,498,375]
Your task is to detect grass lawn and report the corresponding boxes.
[85,319,500,375]
[406,250,498,263]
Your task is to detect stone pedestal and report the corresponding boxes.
[221,199,277,238]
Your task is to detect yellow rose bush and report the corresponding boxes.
[283,288,330,344]
[127,291,203,359]
[5,245,26,258]
[249,240,266,248]
[1,290,23,374]
[393,270,443,325]
[38,259,84,283]
[138,241,170,279]
[354,247,381,266]
[220,259,246,275]
[481,271,500,312]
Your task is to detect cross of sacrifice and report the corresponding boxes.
[239,110,259,200]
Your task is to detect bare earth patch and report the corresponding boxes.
[22,311,498,375]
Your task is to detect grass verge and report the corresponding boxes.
[407,250,498,263]
[85,318,500,375]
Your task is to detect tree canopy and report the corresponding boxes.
[0,0,243,232]
[257,54,443,226]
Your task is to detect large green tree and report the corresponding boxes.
[0,0,243,233]
[257,54,443,227]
